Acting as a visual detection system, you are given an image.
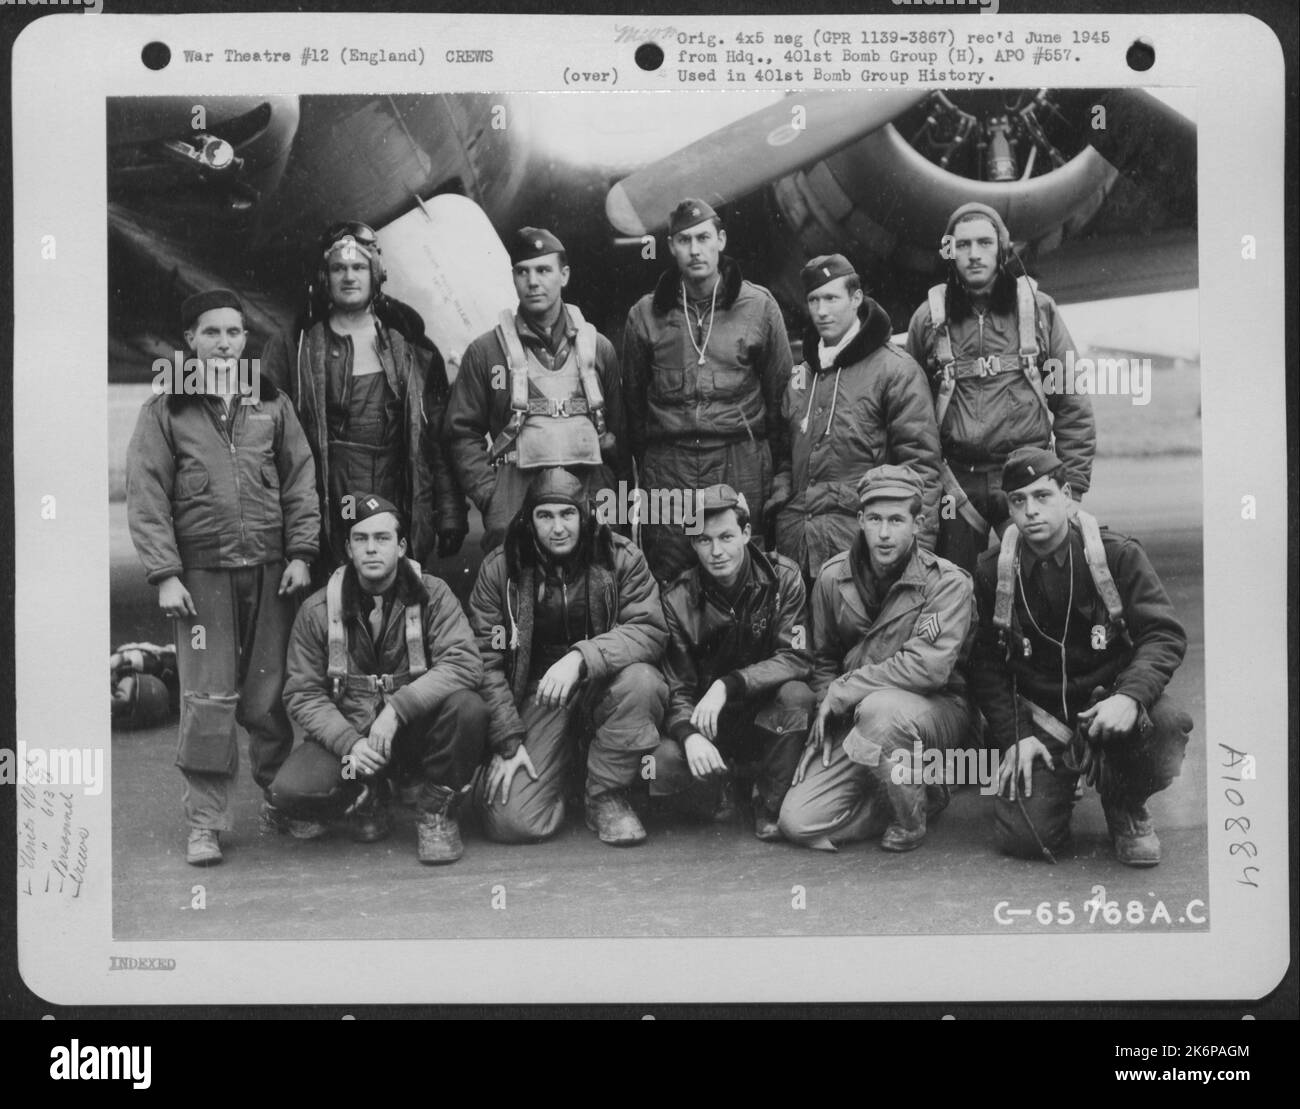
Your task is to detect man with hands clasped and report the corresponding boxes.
[271,494,488,865]
[648,485,817,839]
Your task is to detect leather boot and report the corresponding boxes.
[259,800,327,841]
[348,782,391,844]
[714,776,738,823]
[751,783,782,842]
[186,828,222,867]
[925,782,951,818]
[585,789,647,846]
[844,728,927,850]
[670,775,728,823]
[878,775,927,852]
[1103,795,1161,867]
[416,783,464,865]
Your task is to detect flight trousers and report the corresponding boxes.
[475,662,667,843]
[779,687,972,849]
[648,680,817,815]
[993,694,1192,859]
[173,564,296,831]
[269,688,490,817]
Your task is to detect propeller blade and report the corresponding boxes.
[605,89,927,236]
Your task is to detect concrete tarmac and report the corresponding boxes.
[109,455,1209,940]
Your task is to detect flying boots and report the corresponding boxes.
[348,781,392,843]
[416,782,464,865]
[1103,794,1161,867]
[844,728,928,852]
[879,775,928,852]
[585,788,647,846]
[751,783,782,842]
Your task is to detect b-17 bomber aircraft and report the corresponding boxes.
[107,87,1196,381]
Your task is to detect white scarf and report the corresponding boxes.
[817,317,861,370]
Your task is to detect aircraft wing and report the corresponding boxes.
[105,87,1198,386]
[604,90,928,237]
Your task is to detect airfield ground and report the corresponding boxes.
[108,454,1208,941]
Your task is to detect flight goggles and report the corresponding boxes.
[321,221,380,259]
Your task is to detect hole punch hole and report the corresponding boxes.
[1126,38,1155,72]
[635,43,664,72]
[141,41,172,71]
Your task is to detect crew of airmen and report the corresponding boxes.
[126,198,1191,871]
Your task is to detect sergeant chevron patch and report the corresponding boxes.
[916,611,941,643]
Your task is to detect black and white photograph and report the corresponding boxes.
[103,86,1207,939]
[6,9,1290,1013]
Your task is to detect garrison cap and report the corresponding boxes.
[801,254,858,295]
[668,198,719,237]
[945,201,1012,250]
[181,288,244,330]
[346,492,403,529]
[697,483,750,516]
[1001,446,1064,493]
[858,464,925,507]
[509,227,566,266]
[524,467,585,512]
